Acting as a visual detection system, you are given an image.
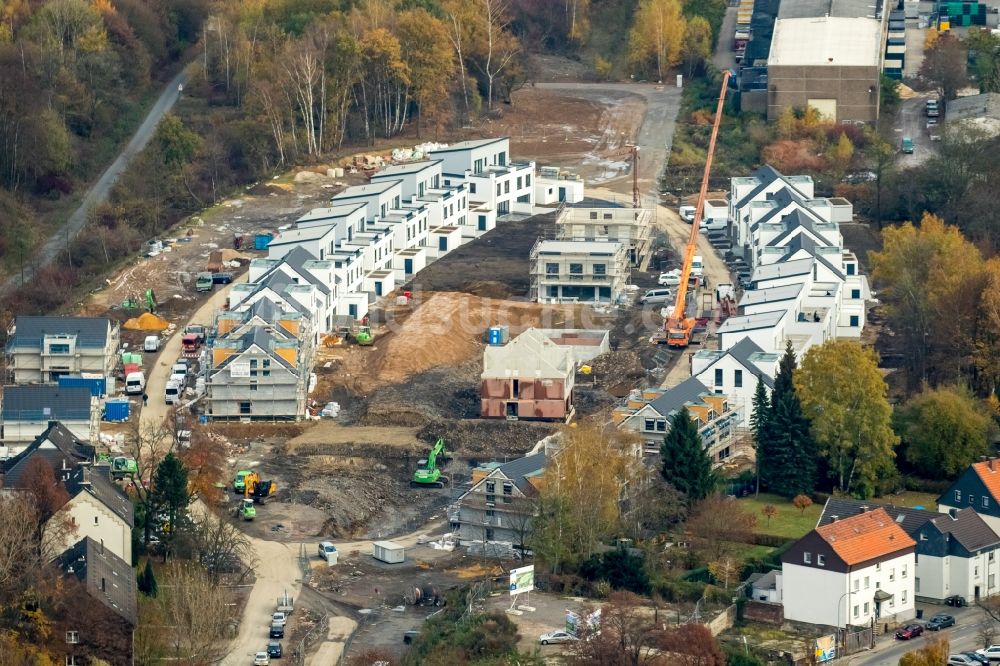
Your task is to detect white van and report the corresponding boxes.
[171,362,189,381]
[125,371,145,395]
[691,255,704,277]
[144,335,159,352]
[164,379,182,405]
[639,288,674,305]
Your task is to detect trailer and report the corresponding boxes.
[373,540,404,564]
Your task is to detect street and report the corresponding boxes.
[894,93,937,169]
[846,605,985,665]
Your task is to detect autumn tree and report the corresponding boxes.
[761,504,777,526]
[687,494,757,561]
[975,258,1000,398]
[681,16,712,77]
[533,425,643,573]
[792,494,813,515]
[920,32,968,102]
[569,591,664,666]
[0,493,44,602]
[759,342,816,497]
[628,0,686,81]
[966,28,1000,93]
[661,406,715,503]
[152,563,237,663]
[896,386,993,479]
[397,9,453,136]
[795,340,898,498]
[899,635,950,666]
[870,213,985,390]
[178,427,225,506]
[657,623,726,665]
[708,555,742,589]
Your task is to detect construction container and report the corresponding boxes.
[254,233,274,250]
[104,399,131,422]
[372,540,404,564]
[487,325,510,346]
[58,375,107,397]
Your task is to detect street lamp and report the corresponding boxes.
[837,590,855,654]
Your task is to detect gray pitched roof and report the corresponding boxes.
[217,327,296,371]
[57,537,137,624]
[9,316,111,349]
[2,385,92,421]
[647,376,712,417]
[281,247,331,295]
[929,509,1000,553]
[2,422,94,486]
[66,466,134,527]
[497,452,546,494]
[699,338,775,389]
[749,186,809,231]
[735,165,785,208]
[768,207,837,247]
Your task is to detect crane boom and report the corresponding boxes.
[664,71,732,347]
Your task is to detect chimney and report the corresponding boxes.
[949,508,959,520]
[860,505,869,513]
[830,515,839,522]
[991,458,996,472]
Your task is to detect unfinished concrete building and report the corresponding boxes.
[555,205,653,267]
[529,240,629,305]
[481,328,575,421]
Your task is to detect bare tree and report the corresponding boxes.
[157,563,238,664]
[192,513,258,585]
[977,609,998,648]
[0,493,43,601]
[474,0,520,111]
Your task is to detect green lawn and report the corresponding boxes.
[875,490,939,510]
[736,493,823,540]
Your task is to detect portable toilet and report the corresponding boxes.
[487,325,510,345]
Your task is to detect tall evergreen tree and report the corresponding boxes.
[749,374,771,496]
[152,452,190,557]
[138,560,158,597]
[661,407,715,502]
[758,342,817,497]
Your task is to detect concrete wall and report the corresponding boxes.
[767,64,880,123]
[744,600,784,624]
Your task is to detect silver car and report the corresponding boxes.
[539,630,578,645]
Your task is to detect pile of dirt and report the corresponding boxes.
[361,358,482,427]
[464,280,512,299]
[417,418,558,460]
[588,350,647,377]
[123,312,169,331]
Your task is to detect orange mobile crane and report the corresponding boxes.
[662,70,733,348]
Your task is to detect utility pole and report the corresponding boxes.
[629,143,640,208]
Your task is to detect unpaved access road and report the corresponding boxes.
[2,67,191,296]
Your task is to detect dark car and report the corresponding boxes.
[964,652,991,665]
[267,641,282,658]
[269,623,285,639]
[212,272,234,284]
[895,623,924,640]
[946,595,967,607]
[926,613,956,630]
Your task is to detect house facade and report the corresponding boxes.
[691,338,779,427]
[5,316,120,386]
[554,205,653,267]
[46,466,134,564]
[820,496,1000,604]
[781,508,916,628]
[455,453,545,550]
[481,328,575,421]
[530,240,630,304]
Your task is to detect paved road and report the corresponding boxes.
[845,605,983,665]
[1,68,190,295]
[895,94,936,169]
[712,7,739,72]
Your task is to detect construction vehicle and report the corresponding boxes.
[196,273,213,292]
[238,498,256,521]
[145,289,157,313]
[247,477,277,504]
[411,438,449,488]
[353,325,374,346]
[661,70,733,348]
[98,454,138,478]
[233,470,254,493]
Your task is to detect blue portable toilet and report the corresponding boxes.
[104,399,131,422]
[487,325,510,345]
[254,233,274,250]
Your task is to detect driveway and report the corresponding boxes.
[894,94,937,168]
[2,68,191,295]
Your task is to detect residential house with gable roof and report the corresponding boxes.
[2,421,94,485]
[2,384,98,445]
[46,466,134,564]
[480,328,575,421]
[819,497,1000,604]
[613,376,741,461]
[729,166,815,251]
[939,459,1000,535]
[5,316,120,387]
[780,507,916,628]
[455,452,547,551]
[691,338,779,426]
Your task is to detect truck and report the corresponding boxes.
[411,438,449,488]
[183,325,207,344]
[98,454,138,478]
[212,272,233,284]
[181,333,201,358]
[195,273,213,292]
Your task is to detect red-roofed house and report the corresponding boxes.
[780,507,916,628]
[938,459,1000,535]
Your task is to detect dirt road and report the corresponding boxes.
[139,278,242,429]
[2,68,191,296]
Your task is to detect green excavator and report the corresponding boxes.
[238,498,256,521]
[98,454,138,478]
[410,438,449,488]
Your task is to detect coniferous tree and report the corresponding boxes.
[750,374,771,496]
[138,560,158,597]
[661,407,715,502]
[759,342,816,496]
[151,453,190,557]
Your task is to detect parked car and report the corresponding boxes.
[926,613,956,630]
[895,623,924,640]
[212,272,234,284]
[253,652,270,666]
[927,103,940,118]
[901,137,915,154]
[639,288,674,305]
[951,655,981,666]
[964,652,991,665]
[976,644,1000,661]
[658,270,681,286]
[269,624,284,639]
[272,612,286,627]
[267,641,282,658]
[539,630,579,645]
[679,205,696,222]
[945,595,967,607]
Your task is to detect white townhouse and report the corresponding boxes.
[729,165,814,250]
[780,507,916,628]
[331,179,403,220]
[691,338,779,427]
[431,138,535,217]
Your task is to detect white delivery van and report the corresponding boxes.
[691,255,704,277]
[144,335,160,352]
[164,379,182,405]
[125,371,145,395]
[171,362,188,381]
